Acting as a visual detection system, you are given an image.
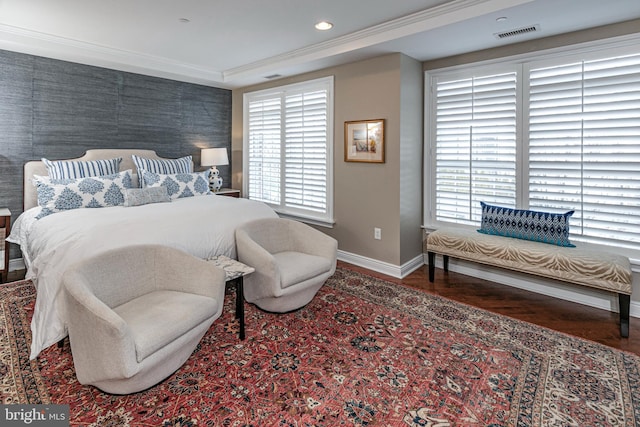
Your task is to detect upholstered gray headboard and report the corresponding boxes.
[23,149,168,211]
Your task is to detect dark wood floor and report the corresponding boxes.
[7,262,640,355]
[5,269,26,283]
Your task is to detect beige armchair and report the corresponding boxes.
[62,244,226,394]
[235,218,337,312]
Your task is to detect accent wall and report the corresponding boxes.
[0,49,232,259]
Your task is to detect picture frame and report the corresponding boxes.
[344,119,385,163]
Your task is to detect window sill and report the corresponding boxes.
[277,212,335,229]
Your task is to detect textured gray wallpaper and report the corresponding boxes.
[0,49,232,259]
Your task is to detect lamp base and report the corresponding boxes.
[209,166,223,192]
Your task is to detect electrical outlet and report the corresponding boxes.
[374,227,382,240]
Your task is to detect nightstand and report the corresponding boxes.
[212,188,240,198]
[0,208,11,283]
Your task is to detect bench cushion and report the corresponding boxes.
[427,227,632,295]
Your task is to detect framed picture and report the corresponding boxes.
[344,119,385,163]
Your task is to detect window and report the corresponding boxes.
[244,77,334,226]
[527,54,640,247]
[426,43,640,251]
[432,69,518,225]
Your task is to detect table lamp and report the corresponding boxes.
[201,147,229,192]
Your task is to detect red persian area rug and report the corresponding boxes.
[1,267,640,426]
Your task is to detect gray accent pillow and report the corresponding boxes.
[123,186,171,207]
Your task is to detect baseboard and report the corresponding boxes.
[337,251,423,279]
[14,250,638,318]
[11,252,425,280]
[425,253,640,319]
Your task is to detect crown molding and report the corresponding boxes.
[0,0,533,87]
[222,0,534,82]
[0,23,225,87]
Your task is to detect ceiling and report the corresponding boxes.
[1,0,640,89]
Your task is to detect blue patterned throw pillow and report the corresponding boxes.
[478,202,575,247]
[33,170,133,219]
[141,170,210,200]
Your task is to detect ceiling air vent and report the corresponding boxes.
[494,24,540,39]
[264,74,283,80]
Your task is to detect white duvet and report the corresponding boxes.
[8,195,277,360]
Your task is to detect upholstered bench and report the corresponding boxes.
[426,226,633,337]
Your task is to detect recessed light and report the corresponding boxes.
[315,21,333,31]
[179,18,191,23]
[496,16,508,22]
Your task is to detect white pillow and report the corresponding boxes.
[33,170,133,218]
[141,170,210,200]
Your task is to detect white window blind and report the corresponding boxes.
[433,71,517,225]
[244,77,334,225]
[528,53,640,248]
[247,97,281,205]
[285,89,328,213]
[427,42,640,251]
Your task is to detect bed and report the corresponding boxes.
[8,149,277,360]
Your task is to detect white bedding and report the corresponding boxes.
[8,195,277,359]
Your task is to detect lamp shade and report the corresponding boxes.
[201,147,229,167]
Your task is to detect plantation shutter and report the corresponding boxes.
[247,97,282,204]
[528,53,640,247]
[284,89,328,213]
[244,77,333,224]
[434,71,517,224]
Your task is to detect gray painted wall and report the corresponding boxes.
[0,49,232,259]
[233,53,424,267]
[399,54,423,265]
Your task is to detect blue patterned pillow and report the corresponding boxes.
[141,170,210,200]
[132,155,192,187]
[42,157,122,179]
[478,202,575,247]
[34,170,133,219]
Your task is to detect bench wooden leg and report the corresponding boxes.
[619,293,630,338]
[428,252,435,283]
[427,252,450,283]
